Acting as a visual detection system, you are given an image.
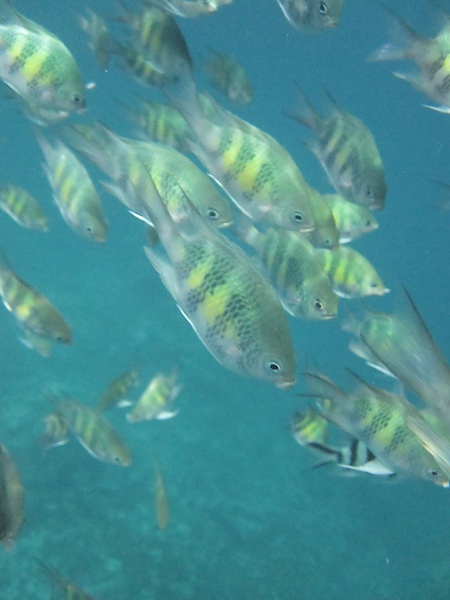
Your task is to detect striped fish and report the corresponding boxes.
[37,134,107,242]
[0,185,48,231]
[288,87,387,210]
[0,0,85,119]
[275,0,343,33]
[203,48,253,104]
[315,246,389,299]
[97,366,140,412]
[126,369,182,423]
[323,193,378,244]
[0,251,71,343]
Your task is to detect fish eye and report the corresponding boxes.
[366,187,374,198]
[313,298,324,311]
[365,219,372,227]
[72,93,85,108]
[318,1,328,14]
[264,358,284,375]
[206,208,219,220]
[429,469,439,477]
[292,211,304,223]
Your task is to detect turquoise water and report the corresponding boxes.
[1,0,450,598]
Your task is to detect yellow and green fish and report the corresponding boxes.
[127,369,182,423]
[97,366,141,412]
[323,193,378,244]
[203,48,253,104]
[0,185,48,231]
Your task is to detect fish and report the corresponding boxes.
[79,8,111,70]
[165,79,317,233]
[66,122,233,231]
[149,0,232,18]
[291,409,395,476]
[203,48,253,104]
[51,397,131,466]
[233,215,338,320]
[304,185,340,249]
[323,193,378,243]
[36,559,99,600]
[0,444,24,549]
[303,371,449,487]
[370,6,450,114]
[119,161,297,388]
[0,185,48,231]
[97,366,140,412]
[40,412,70,450]
[113,41,177,88]
[154,462,169,530]
[0,0,85,118]
[358,288,450,425]
[126,369,182,423]
[37,134,108,242]
[275,0,343,33]
[0,251,72,343]
[288,88,387,210]
[315,246,389,299]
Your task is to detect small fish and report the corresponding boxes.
[203,48,253,104]
[370,7,450,114]
[114,41,177,88]
[37,134,107,242]
[323,193,378,244]
[150,0,232,18]
[303,371,449,487]
[233,216,338,320]
[97,366,140,412]
[0,185,48,231]
[276,0,343,33]
[0,0,85,117]
[288,88,387,210]
[36,559,99,600]
[79,8,111,70]
[291,409,395,476]
[119,163,297,388]
[127,369,182,423]
[0,444,24,549]
[0,251,72,343]
[304,185,340,249]
[40,412,70,450]
[315,246,389,299]
[154,462,169,530]
[52,397,131,466]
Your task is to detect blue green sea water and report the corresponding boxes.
[1,0,450,598]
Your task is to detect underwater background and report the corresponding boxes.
[1,0,450,598]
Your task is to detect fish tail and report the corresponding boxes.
[285,84,319,131]
[163,71,207,138]
[368,6,423,62]
[302,371,348,405]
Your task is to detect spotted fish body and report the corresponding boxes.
[315,246,389,299]
[169,80,317,233]
[234,218,338,320]
[289,89,387,210]
[0,184,48,231]
[0,252,71,343]
[304,372,449,486]
[323,193,378,243]
[125,166,296,388]
[276,0,343,33]
[0,0,85,117]
[37,135,107,242]
[52,397,131,466]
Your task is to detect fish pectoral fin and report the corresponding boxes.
[423,104,450,115]
[156,410,179,420]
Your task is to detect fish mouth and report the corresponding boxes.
[276,377,296,390]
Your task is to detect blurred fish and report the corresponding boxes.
[18,327,52,357]
[150,0,232,18]
[165,79,317,233]
[315,246,389,299]
[233,216,338,320]
[358,288,450,425]
[36,559,99,600]
[203,48,253,104]
[291,408,395,476]
[276,0,343,33]
[113,40,177,88]
[0,185,48,231]
[51,397,131,466]
[323,193,378,243]
[154,462,169,530]
[288,88,387,210]
[303,371,449,487]
[40,412,70,450]
[120,164,297,388]
[0,251,72,343]
[370,6,450,114]
[37,134,107,242]
[0,444,24,549]
[304,185,339,249]
[407,412,450,480]
[79,8,111,70]
[0,0,85,118]
[97,366,140,412]
[127,369,182,423]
